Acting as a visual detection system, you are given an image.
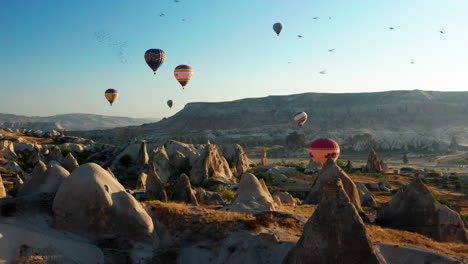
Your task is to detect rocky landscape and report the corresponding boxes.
[67,90,468,154]
[0,113,156,131]
[1,128,468,263]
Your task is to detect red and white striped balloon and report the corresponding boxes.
[294,112,308,127]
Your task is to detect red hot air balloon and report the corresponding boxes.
[309,138,340,165]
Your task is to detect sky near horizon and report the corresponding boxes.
[1,0,468,118]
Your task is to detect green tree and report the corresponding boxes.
[403,154,409,164]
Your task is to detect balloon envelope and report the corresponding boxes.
[273,23,283,36]
[174,64,194,89]
[105,89,119,106]
[294,112,308,127]
[309,138,340,165]
[144,49,166,74]
[167,100,173,108]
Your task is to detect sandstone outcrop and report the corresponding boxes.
[283,176,386,264]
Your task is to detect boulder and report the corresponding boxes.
[194,187,225,205]
[52,163,154,242]
[0,174,6,198]
[273,191,297,206]
[304,159,322,173]
[10,174,24,193]
[19,161,69,196]
[152,145,174,183]
[136,172,148,190]
[164,140,236,186]
[0,140,18,162]
[356,183,378,208]
[62,152,79,173]
[137,140,149,168]
[363,149,387,173]
[283,176,386,264]
[365,182,382,192]
[169,151,190,175]
[379,180,391,192]
[377,177,468,243]
[0,162,23,173]
[46,145,63,164]
[106,167,117,180]
[146,161,167,202]
[266,167,294,184]
[260,149,268,166]
[305,159,363,213]
[221,173,275,213]
[27,144,43,165]
[174,173,198,206]
[220,144,253,176]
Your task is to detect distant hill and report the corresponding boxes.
[68,90,468,152]
[0,113,158,131]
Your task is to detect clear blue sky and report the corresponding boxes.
[1,0,467,118]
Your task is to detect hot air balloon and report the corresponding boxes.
[309,138,340,165]
[105,89,119,106]
[174,64,194,89]
[294,112,308,127]
[273,23,283,36]
[144,49,166,74]
[167,100,173,108]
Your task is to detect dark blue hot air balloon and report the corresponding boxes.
[144,49,166,74]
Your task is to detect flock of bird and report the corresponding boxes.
[102,2,447,116]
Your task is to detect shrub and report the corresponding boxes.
[164,183,176,199]
[254,171,276,185]
[249,164,256,168]
[464,214,468,222]
[403,154,409,164]
[455,180,463,190]
[229,162,236,169]
[61,146,73,155]
[207,185,228,192]
[245,169,255,174]
[336,160,346,168]
[222,190,236,202]
[24,132,34,137]
[3,183,13,192]
[420,177,429,184]
[119,154,133,168]
[432,191,454,208]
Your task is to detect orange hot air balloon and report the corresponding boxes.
[309,138,340,165]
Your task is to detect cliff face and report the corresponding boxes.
[68,90,468,152]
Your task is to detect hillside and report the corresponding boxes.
[0,113,157,131]
[68,90,468,152]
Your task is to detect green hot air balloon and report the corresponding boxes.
[273,23,283,36]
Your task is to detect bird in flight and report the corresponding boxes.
[411,60,415,64]
[319,70,327,74]
[159,13,165,17]
[313,17,319,20]
[328,49,335,53]
[329,17,332,20]
[389,27,395,30]
[297,35,303,38]
[181,18,186,22]
[439,29,445,34]
[174,0,179,2]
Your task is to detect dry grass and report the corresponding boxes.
[284,173,315,183]
[276,204,316,219]
[367,224,468,256]
[145,201,254,225]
